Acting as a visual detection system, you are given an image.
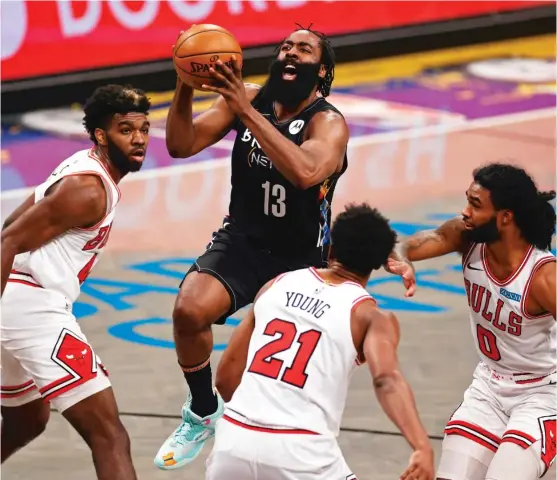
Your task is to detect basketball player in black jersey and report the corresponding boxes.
[154,25,350,470]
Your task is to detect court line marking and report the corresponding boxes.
[47,407,446,441]
[2,108,554,201]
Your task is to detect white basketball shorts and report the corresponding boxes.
[438,361,556,478]
[206,414,357,480]
[1,281,111,413]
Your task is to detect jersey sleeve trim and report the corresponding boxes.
[520,256,556,320]
[271,272,289,286]
[351,295,376,313]
[350,295,376,366]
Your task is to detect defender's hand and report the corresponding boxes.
[386,257,417,298]
[400,448,434,480]
[202,56,250,116]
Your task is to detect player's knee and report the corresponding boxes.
[19,414,49,443]
[173,297,213,334]
[3,401,50,443]
[486,441,544,480]
[29,406,50,438]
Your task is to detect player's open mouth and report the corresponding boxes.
[130,150,145,161]
[282,64,297,81]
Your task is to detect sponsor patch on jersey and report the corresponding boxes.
[499,288,521,302]
[288,119,305,134]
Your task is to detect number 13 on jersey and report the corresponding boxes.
[262,181,286,218]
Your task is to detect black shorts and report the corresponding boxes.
[182,218,328,324]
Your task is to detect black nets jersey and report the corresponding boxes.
[228,94,348,258]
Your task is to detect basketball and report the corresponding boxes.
[173,24,243,91]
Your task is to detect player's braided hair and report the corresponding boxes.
[473,163,556,251]
[82,84,151,144]
[293,23,335,97]
[330,203,398,277]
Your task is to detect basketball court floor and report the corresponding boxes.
[1,34,555,479]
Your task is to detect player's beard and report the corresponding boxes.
[463,216,501,244]
[107,136,143,174]
[265,59,321,108]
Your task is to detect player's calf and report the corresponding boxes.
[172,271,231,417]
[62,387,136,480]
[154,272,230,470]
[1,399,50,462]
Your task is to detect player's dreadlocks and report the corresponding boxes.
[293,23,335,97]
[83,84,151,144]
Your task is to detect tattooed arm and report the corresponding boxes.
[385,217,470,296]
[396,216,470,262]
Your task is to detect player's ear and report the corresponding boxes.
[501,209,513,225]
[95,128,107,147]
[318,64,326,79]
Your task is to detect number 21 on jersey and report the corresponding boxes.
[248,318,322,389]
[262,181,286,218]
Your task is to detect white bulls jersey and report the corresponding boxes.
[462,243,556,375]
[225,267,374,437]
[9,148,121,304]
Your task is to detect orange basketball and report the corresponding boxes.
[173,24,243,91]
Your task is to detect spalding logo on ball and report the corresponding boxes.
[173,24,243,91]
[189,58,234,74]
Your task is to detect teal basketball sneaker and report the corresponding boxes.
[154,391,224,470]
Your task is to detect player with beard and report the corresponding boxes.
[154,25,358,469]
[1,84,150,480]
[388,163,556,480]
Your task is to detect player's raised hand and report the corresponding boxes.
[400,448,434,480]
[202,56,250,116]
[386,256,416,297]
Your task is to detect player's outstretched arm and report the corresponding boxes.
[386,217,471,289]
[397,216,470,262]
[1,175,106,295]
[165,78,261,159]
[529,261,556,319]
[215,279,274,401]
[361,305,434,479]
